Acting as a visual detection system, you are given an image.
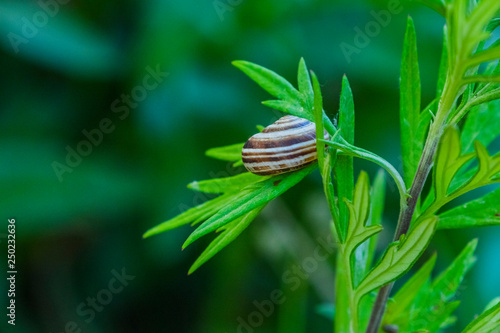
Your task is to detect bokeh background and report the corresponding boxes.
[1,0,499,332]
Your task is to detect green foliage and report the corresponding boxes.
[232,60,304,107]
[461,99,500,155]
[322,137,408,204]
[312,71,339,228]
[188,205,265,274]
[420,126,500,225]
[382,240,478,331]
[334,76,355,243]
[187,172,263,194]
[438,187,500,229]
[433,126,475,200]
[182,164,315,249]
[205,143,245,167]
[233,59,337,135]
[146,14,500,328]
[383,254,437,328]
[355,216,437,299]
[462,299,500,333]
[409,240,478,331]
[400,17,423,188]
[344,172,383,287]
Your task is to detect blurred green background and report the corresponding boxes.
[1,0,499,332]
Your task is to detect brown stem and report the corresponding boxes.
[365,132,440,333]
[365,72,461,333]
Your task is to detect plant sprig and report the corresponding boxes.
[144,2,500,328]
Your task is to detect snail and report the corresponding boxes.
[242,115,329,175]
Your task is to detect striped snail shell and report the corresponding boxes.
[242,115,329,176]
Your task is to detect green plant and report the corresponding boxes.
[144,0,500,331]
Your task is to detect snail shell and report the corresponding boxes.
[242,115,329,176]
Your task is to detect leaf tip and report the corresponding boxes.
[142,228,158,239]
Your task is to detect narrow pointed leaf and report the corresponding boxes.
[431,239,477,301]
[425,301,461,332]
[400,17,422,188]
[205,143,244,162]
[355,216,437,298]
[232,60,303,104]
[365,170,386,270]
[297,58,314,109]
[188,204,266,274]
[433,127,475,199]
[261,100,308,119]
[345,174,385,287]
[410,240,478,331]
[143,193,235,238]
[438,186,500,229]
[312,71,340,228]
[188,172,266,194]
[462,300,500,333]
[461,100,500,154]
[183,164,316,248]
[437,26,449,98]
[383,254,437,328]
[334,75,355,243]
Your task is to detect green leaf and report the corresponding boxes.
[462,299,500,333]
[461,100,500,154]
[143,193,235,238]
[183,164,316,248]
[366,169,386,271]
[437,26,449,98]
[422,128,500,218]
[383,254,436,330]
[297,58,314,109]
[433,126,476,199]
[468,44,500,68]
[410,239,478,331]
[400,16,423,188]
[438,186,500,229]
[355,216,437,299]
[426,301,461,332]
[334,75,355,243]
[188,204,266,274]
[487,18,500,32]
[427,239,478,305]
[467,141,500,184]
[261,100,309,119]
[232,60,303,105]
[205,143,245,164]
[311,71,340,229]
[187,172,267,194]
[346,172,384,287]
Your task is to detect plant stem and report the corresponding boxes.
[336,246,359,333]
[365,71,462,333]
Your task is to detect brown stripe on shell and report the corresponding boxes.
[242,115,329,176]
[261,117,312,133]
[242,147,317,164]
